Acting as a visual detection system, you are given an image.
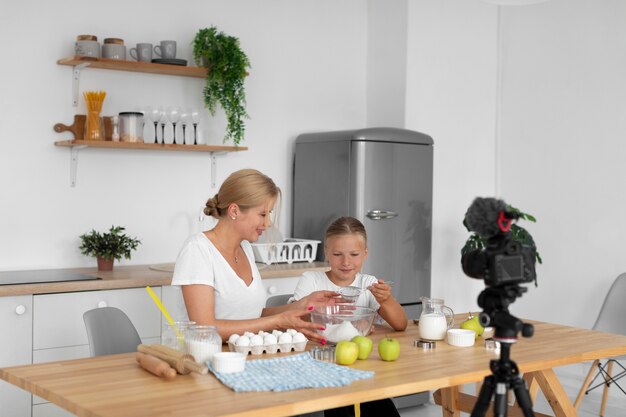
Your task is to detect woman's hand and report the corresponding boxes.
[369,279,394,305]
[278,307,327,344]
[298,290,340,309]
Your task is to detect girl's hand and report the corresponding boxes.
[369,279,393,304]
[278,307,327,344]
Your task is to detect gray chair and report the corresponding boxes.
[83,306,142,356]
[265,293,293,307]
[574,273,626,415]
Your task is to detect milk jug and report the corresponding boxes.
[418,297,454,340]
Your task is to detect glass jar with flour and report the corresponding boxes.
[185,325,222,364]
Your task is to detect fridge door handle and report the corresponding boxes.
[366,210,399,220]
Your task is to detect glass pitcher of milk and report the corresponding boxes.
[418,297,454,340]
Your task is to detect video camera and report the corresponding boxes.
[461,197,536,287]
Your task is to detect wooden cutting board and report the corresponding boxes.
[54,115,113,140]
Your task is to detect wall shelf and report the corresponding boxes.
[55,140,248,188]
[57,56,207,78]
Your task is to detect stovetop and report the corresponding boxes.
[0,269,101,286]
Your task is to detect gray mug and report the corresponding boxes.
[154,40,176,59]
[130,43,153,62]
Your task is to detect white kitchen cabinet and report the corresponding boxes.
[0,295,33,417]
[262,276,300,299]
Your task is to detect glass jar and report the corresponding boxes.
[119,111,144,142]
[185,325,222,364]
[161,321,196,351]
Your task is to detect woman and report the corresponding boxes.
[171,169,334,343]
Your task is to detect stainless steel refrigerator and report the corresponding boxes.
[293,127,433,319]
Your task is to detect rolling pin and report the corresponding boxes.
[138,344,208,375]
[136,352,177,381]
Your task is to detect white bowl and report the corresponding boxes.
[211,352,246,373]
[447,329,476,347]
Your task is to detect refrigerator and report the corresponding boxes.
[292,127,433,320]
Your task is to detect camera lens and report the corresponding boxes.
[461,250,488,279]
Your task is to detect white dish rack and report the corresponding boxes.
[251,238,320,265]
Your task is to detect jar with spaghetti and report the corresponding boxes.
[161,320,196,351]
[83,90,106,140]
[185,325,222,364]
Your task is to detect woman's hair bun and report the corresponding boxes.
[204,194,221,217]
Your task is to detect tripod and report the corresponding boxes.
[471,287,536,417]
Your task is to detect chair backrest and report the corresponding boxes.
[265,293,293,307]
[83,307,142,356]
[593,273,626,335]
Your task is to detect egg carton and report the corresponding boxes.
[251,238,320,265]
[227,340,308,355]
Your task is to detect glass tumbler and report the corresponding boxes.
[161,321,196,351]
[185,325,222,364]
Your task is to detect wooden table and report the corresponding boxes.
[2,317,626,417]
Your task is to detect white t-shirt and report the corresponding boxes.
[293,271,381,311]
[171,233,266,320]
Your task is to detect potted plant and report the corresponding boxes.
[79,226,141,271]
[193,26,251,147]
[461,203,542,285]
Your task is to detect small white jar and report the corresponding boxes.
[185,325,222,364]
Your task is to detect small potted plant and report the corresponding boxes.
[193,26,251,146]
[79,226,141,271]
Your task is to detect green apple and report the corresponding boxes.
[377,337,400,361]
[460,315,484,339]
[351,335,373,360]
[335,341,359,365]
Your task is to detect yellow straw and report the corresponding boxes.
[145,286,184,345]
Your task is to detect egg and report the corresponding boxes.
[249,335,264,346]
[286,329,298,336]
[243,331,255,338]
[235,335,250,346]
[263,334,278,345]
[272,330,283,338]
[227,334,240,344]
[278,333,293,344]
[292,332,307,343]
[258,331,267,337]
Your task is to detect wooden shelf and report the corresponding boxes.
[54,139,247,153]
[57,56,207,78]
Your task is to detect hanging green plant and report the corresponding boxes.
[193,26,251,146]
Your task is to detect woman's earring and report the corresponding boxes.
[231,216,236,220]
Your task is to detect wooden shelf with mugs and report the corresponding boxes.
[57,56,207,78]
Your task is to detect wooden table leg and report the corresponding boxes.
[600,360,614,417]
[574,359,599,409]
[523,372,540,403]
[439,385,460,417]
[532,369,578,417]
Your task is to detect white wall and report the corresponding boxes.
[405,0,498,315]
[0,0,366,269]
[498,0,626,327]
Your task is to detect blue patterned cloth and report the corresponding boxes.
[208,353,375,392]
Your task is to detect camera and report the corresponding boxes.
[462,233,536,287]
[461,197,537,287]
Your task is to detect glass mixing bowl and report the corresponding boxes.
[310,304,376,344]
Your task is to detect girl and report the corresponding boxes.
[171,169,337,343]
[293,216,407,332]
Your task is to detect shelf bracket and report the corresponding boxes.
[210,152,227,189]
[69,145,87,187]
[72,63,90,107]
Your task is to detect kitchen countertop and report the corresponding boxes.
[0,262,329,297]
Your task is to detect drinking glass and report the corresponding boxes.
[159,109,167,144]
[191,109,200,145]
[147,107,161,144]
[180,109,189,145]
[168,106,180,145]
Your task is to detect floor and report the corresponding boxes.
[398,362,626,417]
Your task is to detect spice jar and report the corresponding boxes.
[185,325,222,364]
[161,321,196,351]
[119,111,144,142]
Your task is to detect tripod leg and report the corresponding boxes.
[494,382,509,417]
[512,377,535,417]
[471,375,495,417]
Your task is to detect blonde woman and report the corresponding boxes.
[172,169,336,344]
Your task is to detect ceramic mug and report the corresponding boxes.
[75,40,100,58]
[154,40,176,59]
[129,43,153,62]
[102,43,126,60]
